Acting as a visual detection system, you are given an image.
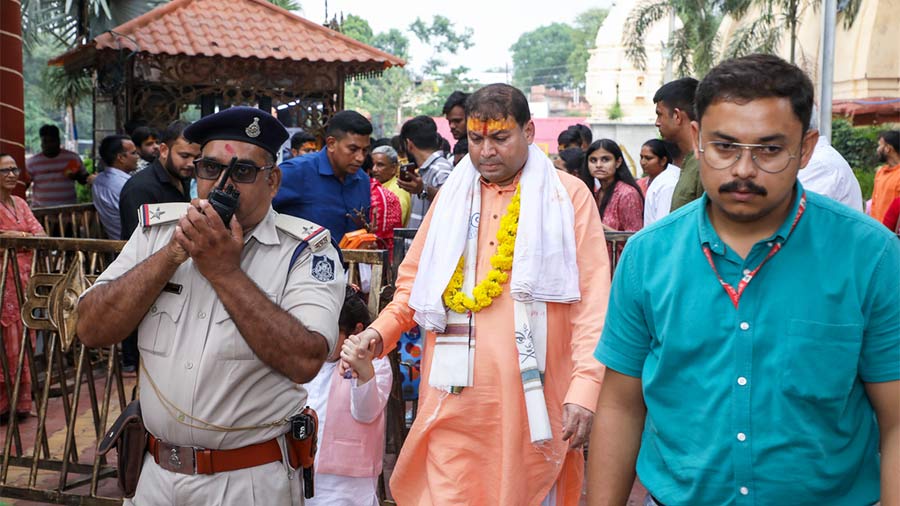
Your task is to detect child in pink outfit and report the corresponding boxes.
[305,287,392,506]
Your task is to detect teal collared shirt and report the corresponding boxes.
[595,183,900,505]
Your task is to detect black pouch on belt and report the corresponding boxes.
[288,407,318,499]
[97,399,146,498]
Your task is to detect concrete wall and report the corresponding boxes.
[589,121,660,177]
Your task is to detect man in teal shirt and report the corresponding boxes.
[588,54,899,506]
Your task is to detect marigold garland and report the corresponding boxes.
[442,185,521,313]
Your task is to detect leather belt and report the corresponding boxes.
[147,434,284,475]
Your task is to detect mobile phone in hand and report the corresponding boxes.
[399,162,417,182]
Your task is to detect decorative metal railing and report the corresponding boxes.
[32,204,107,240]
[0,236,124,505]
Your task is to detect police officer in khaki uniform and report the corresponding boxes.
[77,107,345,505]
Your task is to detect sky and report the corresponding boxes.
[300,0,615,79]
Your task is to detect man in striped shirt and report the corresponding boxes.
[25,124,93,208]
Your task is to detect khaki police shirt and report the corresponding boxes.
[87,207,345,450]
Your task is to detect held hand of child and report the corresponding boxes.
[340,339,375,384]
[338,332,359,377]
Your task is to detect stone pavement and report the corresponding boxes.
[0,373,131,505]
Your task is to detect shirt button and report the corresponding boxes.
[740,486,749,495]
[199,311,207,319]
[489,241,495,246]
[737,377,748,386]
[739,321,750,331]
[493,214,498,219]
[150,305,157,314]
[185,361,194,370]
[737,432,747,442]
[742,269,751,276]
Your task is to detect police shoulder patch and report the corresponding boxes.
[310,255,335,282]
[138,202,191,228]
[274,213,330,253]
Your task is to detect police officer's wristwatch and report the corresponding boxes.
[419,188,429,200]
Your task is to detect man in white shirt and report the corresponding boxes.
[643,164,681,226]
[798,110,864,211]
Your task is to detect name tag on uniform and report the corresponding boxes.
[163,282,183,294]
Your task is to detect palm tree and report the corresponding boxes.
[624,0,730,78]
[20,0,163,49]
[723,0,861,62]
[624,0,863,79]
[267,0,301,11]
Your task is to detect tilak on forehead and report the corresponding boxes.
[467,117,518,136]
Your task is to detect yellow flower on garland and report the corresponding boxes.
[442,185,521,313]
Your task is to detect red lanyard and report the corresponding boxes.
[703,193,806,309]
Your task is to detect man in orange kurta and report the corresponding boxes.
[348,84,609,505]
[870,130,900,222]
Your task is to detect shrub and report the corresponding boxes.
[76,157,94,204]
[830,118,882,172]
[853,168,874,201]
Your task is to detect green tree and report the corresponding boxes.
[346,67,415,137]
[510,23,576,89]
[341,14,474,135]
[409,15,474,77]
[342,13,374,45]
[407,15,476,117]
[567,8,609,88]
[22,37,92,152]
[340,15,414,136]
[372,29,410,60]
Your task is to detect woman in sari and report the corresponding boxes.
[0,154,46,421]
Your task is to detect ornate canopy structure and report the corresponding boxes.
[49,0,404,146]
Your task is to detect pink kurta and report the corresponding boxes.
[0,196,45,414]
[372,170,609,506]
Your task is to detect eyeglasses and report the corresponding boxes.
[194,158,273,184]
[698,133,800,174]
[0,168,20,176]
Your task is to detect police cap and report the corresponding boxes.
[183,106,288,157]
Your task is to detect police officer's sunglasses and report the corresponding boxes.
[194,158,274,184]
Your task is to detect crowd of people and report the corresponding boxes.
[0,50,894,506]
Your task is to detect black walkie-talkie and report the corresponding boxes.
[208,156,240,226]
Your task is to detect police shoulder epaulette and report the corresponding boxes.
[274,213,331,253]
[138,203,191,228]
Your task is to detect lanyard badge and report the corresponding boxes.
[703,192,806,309]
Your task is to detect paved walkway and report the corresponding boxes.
[1,374,648,505]
[0,373,130,505]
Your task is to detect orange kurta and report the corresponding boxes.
[372,170,610,506]
[870,163,900,222]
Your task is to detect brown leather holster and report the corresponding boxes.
[286,406,318,498]
[97,399,146,498]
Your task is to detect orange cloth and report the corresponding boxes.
[870,163,900,222]
[371,171,609,506]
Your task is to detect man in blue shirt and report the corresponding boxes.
[588,54,899,506]
[93,134,139,239]
[274,111,371,243]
